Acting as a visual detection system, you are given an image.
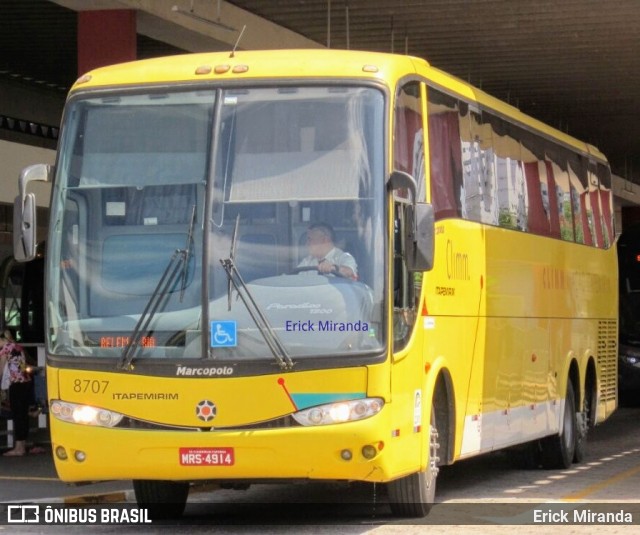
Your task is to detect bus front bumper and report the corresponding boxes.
[49,414,418,484]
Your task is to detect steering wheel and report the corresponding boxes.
[287,265,349,279]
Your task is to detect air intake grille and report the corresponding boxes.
[125,414,298,431]
[597,319,618,403]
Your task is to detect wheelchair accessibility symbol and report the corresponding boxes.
[210,321,237,347]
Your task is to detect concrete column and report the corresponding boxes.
[77,10,136,76]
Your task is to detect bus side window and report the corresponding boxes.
[597,163,615,246]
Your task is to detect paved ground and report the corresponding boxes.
[0,424,132,503]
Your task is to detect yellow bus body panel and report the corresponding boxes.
[424,219,617,459]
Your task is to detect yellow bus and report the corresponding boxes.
[14,49,617,518]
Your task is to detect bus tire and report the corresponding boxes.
[573,408,587,464]
[132,479,189,520]
[574,375,594,464]
[540,381,576,469]
[387,405,439,517]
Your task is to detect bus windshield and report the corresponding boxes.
[47,85,386,364]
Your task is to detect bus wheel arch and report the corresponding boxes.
[387,369,454,517]
[433,369,455,466]
[583,357,598,428]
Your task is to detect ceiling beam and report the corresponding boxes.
[49,0,323,52]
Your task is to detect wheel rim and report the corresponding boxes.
[427,417,440,490]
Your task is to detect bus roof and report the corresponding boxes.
[71,49,422,92]
[71,48,607,164]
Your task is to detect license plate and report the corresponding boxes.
[179,447,235,466]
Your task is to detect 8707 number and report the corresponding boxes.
[73,379,109,394]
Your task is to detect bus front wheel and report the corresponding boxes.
[132,480,190,520]
[387,406,439,517]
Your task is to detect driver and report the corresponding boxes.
[298,222,358,280]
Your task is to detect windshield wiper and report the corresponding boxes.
[219,215,294,371]
[180,205,197,300]
[117,205,197,371]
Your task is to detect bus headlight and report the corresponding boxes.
[50,400,124,428]
[291,398,384,426]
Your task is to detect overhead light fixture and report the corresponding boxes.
[171,0,237,32]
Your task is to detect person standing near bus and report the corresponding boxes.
[0,329,31,456]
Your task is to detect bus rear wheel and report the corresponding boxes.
[574,376,594,464]
[387,407,439,517]
[541,381,577,469]
[132,480,189,520]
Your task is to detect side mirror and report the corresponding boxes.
[13,164,52,262]
[388,170,435,272]
[14,193,37,262]
[406,203,435,272]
